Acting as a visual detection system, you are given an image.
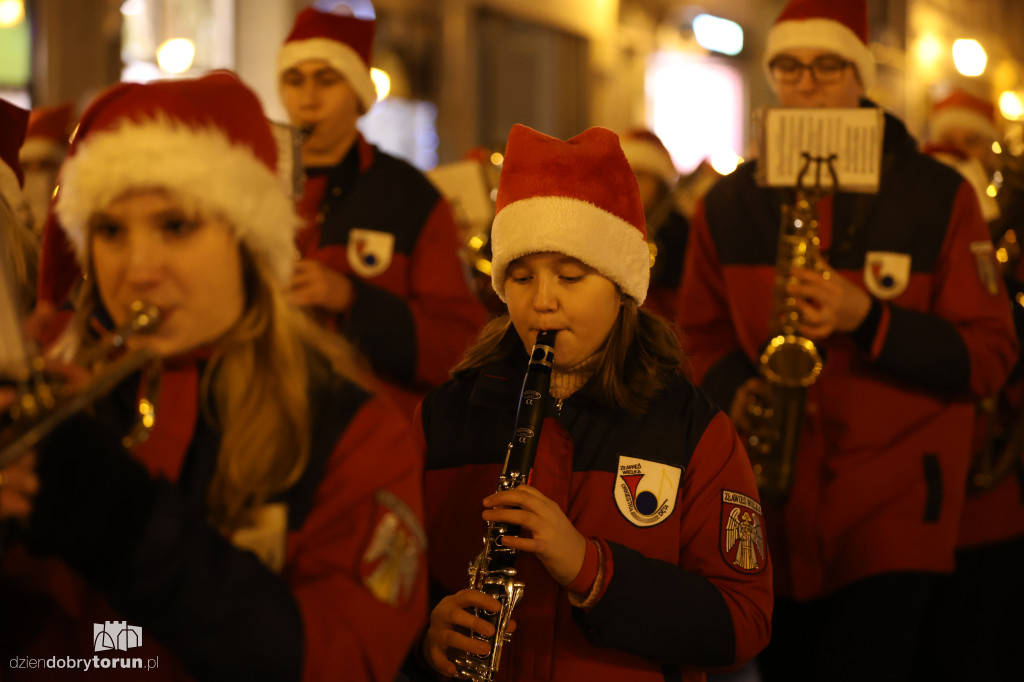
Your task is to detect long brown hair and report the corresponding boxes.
[454,297,687,413]
[62,242,367,531]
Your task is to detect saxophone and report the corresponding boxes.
[968,394,1024,496]
[454,329,557,682]
[745,154,832,504]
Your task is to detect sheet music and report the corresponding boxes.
[426,160,494,233]
[756,108,884,193]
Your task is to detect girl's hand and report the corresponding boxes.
[423,588,511,677]
[482,484,587,587]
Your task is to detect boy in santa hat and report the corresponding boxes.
[410,124,772,682]
[677,0,1017,679]
[277,8,487,416]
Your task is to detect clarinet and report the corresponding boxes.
[454,329,557,682]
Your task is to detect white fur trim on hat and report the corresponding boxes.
[278,38,377,113]
[620,139,678,187]
[490,196,650,305]
[763,18,875,91]
[930,108,998,142]
[55,118,300,285]
[19,138,66,164]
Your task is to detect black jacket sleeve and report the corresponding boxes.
[27,414,304,682]
[572,542,735,666]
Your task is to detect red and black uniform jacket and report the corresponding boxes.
[411,354,773,682]
[0,356,427,681]
[296,136,488,414]
[678,108,1018,600]
[959,255,1024,548]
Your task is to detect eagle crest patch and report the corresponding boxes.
[969,240,1000,296]
[360,490,425,607]
[720,490,767,574]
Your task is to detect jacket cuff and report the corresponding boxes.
[848,296,884,355]
[567,538,614,611]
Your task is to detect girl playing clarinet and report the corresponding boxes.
[409,124,772,682]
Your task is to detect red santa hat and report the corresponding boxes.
[763,0,875,91]
[278,8,377,113]
[490,124,650,304]
[53,71,299,286]
[619,128,678,187]
[19,102,75,165]
[0,98,29,213]
[930,89,998,142]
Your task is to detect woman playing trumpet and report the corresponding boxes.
[0,72,426,681]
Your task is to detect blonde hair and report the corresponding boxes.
[0,194,39,317]
[63,240,368,531]
[455,298,688,413]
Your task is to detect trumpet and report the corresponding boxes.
[744,153,833,504]
[0,301,162,468]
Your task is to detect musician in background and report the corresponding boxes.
[915,89,1024,682]
[278,8,487,416]
[18,102,74,235]
[677,1,1017,680]
[0,72,426,681]
[409,124,771,682]
[620,128,690,319]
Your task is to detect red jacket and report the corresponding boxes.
[678,111,1017,600]
[295,136,488,415]
[1,357,427,681]
[923,144,1024,549]
[413,356,773,682]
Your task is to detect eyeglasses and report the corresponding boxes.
[769,55,852,84]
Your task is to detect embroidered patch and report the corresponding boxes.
[360,489,426,607]
[863,251,911,300]
[613,455,682,528]
[347,228,395,277]
[969,240,1000,296]
[720,490,766,574]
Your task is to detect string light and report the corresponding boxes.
[156,38,196,74]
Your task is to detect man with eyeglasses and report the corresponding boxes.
[678,0,1017,680]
